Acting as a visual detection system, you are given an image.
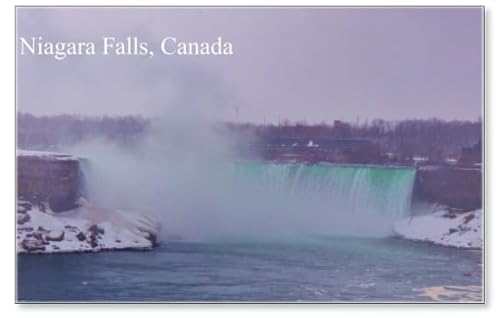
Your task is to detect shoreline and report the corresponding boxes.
[17,198,482,254]
[392,209,482,249]
[17,198,160,254]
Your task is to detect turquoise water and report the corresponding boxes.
[158,163,418,239]
[82,162,417,239]
[17,238,482,302]
[227,163,416,219]
[19,164,476,302]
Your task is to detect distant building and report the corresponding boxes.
[252,138,381,164]
[412,156,429,166]
[444,158,458,165]
[333,120,351,138]
[459,141,482,165]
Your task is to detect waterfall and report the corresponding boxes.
[206,162,417,238]
[229,163,416,218]
[78,155,417,239]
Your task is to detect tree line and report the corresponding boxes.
[17,113,481,161]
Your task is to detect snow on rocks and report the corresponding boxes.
[17,198,161,254]
[393,209,482,249]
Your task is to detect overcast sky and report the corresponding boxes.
[16,7,483,123]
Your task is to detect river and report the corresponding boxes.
[17,237,482,302]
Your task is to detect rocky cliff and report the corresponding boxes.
[415,166,482,211]
[17,150,81,212]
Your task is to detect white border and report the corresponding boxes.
[1,0,496,316]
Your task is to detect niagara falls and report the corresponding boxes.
[15,6,483,303]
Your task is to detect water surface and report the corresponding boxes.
[17,237,482,302]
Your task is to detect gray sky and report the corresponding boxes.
[16,7,483,123]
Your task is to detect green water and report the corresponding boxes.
[82,161,417,239]
[227,163,416,219]
[20,163,480,303]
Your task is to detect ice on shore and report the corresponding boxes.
[393,209,482,249]
[17,198,160,254]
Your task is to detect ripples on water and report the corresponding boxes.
[17,237,482,302]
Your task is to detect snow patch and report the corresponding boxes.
[17,149,77,161]
[393,209,482,249]
[17,198,161,254]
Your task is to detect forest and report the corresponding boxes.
[17,113,482,163]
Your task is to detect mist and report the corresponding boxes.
[65,104,413,242]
